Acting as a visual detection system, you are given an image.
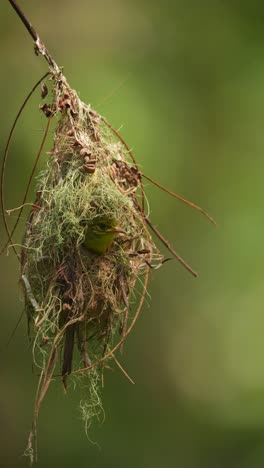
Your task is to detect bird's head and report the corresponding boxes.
[83,218,125,254]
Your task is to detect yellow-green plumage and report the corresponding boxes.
[84,221,119,254]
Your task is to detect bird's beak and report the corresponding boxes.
[112,227,126,235]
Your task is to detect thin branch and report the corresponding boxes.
[0,72,49,259]
[142,173,216,226]
[145,216,198,277]
[8,0,38,42]
[6,308,25,347]
[8,0,60,72]
[2,116,51,257]
[133,198,198,277]
[111,353,135,385]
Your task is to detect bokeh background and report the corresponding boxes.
[1,1,264,467]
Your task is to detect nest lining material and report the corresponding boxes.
[21,68,163,441]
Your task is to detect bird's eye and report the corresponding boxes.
[97,222,108,231]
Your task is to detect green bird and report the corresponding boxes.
[84,219,126,254]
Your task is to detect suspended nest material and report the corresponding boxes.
[18,67,164,459]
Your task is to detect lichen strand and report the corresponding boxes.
[21,71,163,429]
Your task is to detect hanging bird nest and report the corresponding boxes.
[19,67,164,457]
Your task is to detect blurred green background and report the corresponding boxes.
[1,1,264,467]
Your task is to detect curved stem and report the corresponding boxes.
[145,216,198,277]
[142,173,216,225]
[0,72,50,259]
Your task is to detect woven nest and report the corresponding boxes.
[20,69,163,447]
